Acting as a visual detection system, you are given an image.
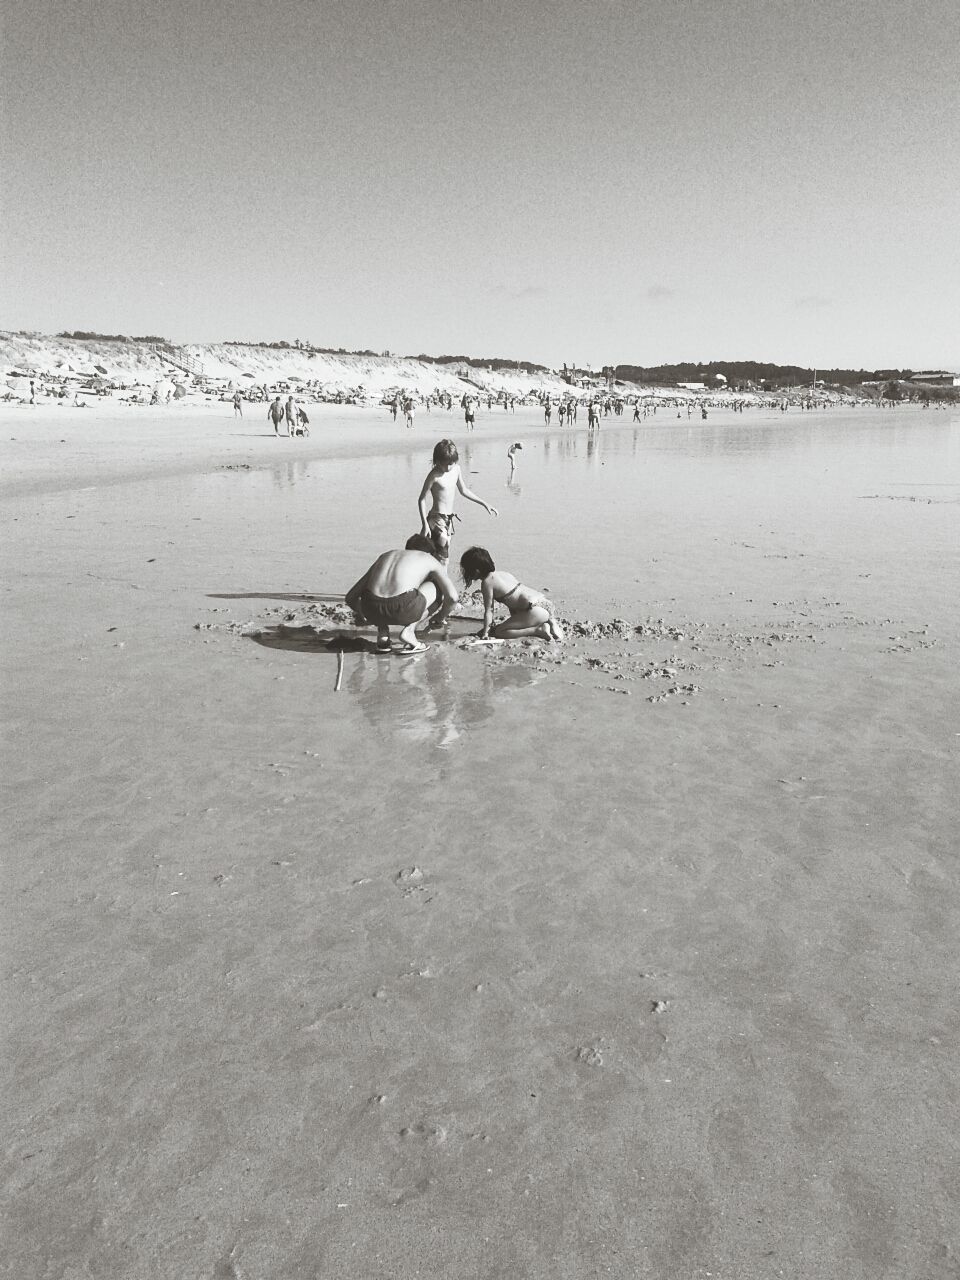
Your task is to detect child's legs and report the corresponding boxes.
[428,521,450,563]
[490,605,551,639]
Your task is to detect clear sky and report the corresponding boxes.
[2,0,958,370]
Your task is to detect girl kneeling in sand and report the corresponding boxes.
[460,546,564,643]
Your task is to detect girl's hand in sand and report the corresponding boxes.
[487,505,498,517]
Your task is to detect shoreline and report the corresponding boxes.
[0,398,920,499]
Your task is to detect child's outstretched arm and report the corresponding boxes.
[457,475,498,517]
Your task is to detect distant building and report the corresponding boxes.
[909,371,959,386]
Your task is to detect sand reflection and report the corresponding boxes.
[347,643,545,749]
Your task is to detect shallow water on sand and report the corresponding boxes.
[199,403,960,624]
[5,403,960,1277]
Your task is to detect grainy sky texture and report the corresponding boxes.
[2,0,958,368]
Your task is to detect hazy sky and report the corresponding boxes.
[2,0,958,368]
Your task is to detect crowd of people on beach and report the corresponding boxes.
[345,438,564,655]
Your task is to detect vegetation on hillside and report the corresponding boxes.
[56,331,169,343]
[613,360,915,387]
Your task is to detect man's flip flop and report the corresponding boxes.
[396,641,430,654]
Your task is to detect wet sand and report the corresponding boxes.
[3,403,960,1278]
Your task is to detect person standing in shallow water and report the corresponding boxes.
[268,396,285,434]
[418,438,497,564]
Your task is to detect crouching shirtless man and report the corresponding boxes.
[345,538,459,654]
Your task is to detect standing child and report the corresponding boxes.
[460,546,564,642]
[418,439,497,564]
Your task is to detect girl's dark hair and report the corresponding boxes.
[460,546,495,584]
[432,438,458,466]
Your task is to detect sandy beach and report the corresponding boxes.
[4,398,959,1278]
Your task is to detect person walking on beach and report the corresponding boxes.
[233,389,243,418]
[461,394,477,431]
[544,399,552,425]
[268,396,285,435]
[403,394,416,429]
[345,544,459,654]
[284,396,297,433]
[587,400,600,430]
[418,438,498,564]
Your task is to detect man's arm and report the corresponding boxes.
[344,567,371,620]
[456,475,498,517]
[426,565,459,623]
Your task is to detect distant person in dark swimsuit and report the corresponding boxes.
[345,545,459,653]
[268,397,285,434]
[461,394,477,430]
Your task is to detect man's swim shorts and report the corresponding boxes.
[358,588,426,626]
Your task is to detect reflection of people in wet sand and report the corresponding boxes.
[347,642,543,750]
[345,545,458,654]
[460,546,564,642]
[418,438,498,565]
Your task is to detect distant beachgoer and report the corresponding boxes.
[461,394,476,430]
[587,401,600,429]
[391,394,401,421]
[285,396,297,430]
[507,441,522,470]
[403,395,416,429]
[418,438,498,564]
[460,545,564,642]
[233,390,243,417]
[29,380,35,404]
[557,402,566,426]
[268,396,285,434]
[296,405,310,431]
[345,546,459,653]
[633,403,641,422]
[544,400,552,425]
